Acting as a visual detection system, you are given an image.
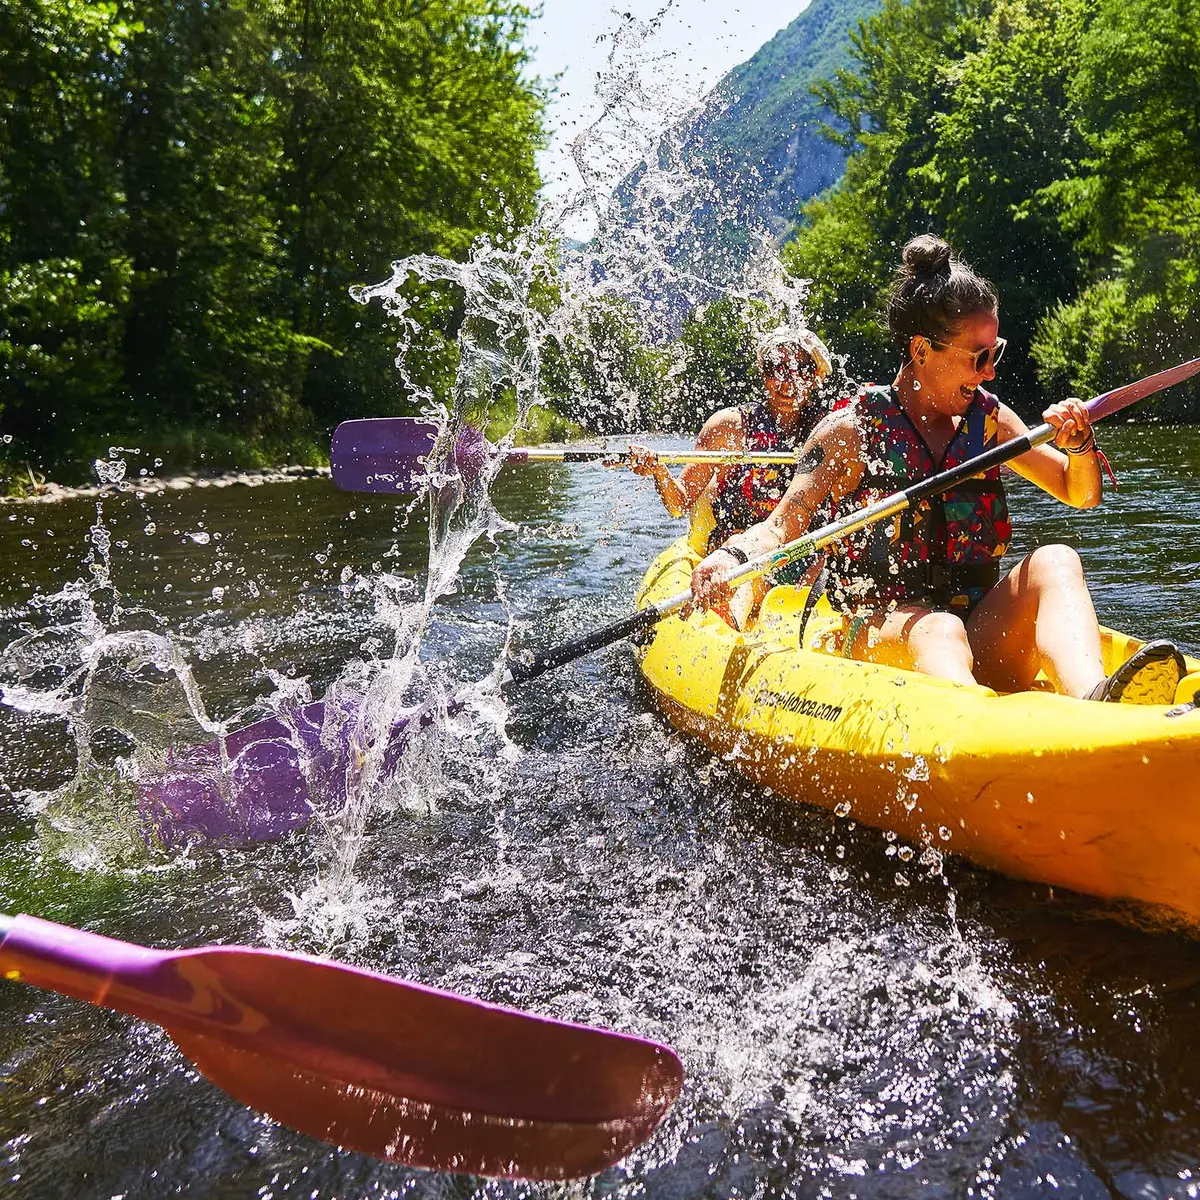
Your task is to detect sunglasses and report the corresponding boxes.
[927,335,1007,374]
[765,356,817,381]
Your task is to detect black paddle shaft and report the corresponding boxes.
[507,608,660,683]
[906,431,1035,504]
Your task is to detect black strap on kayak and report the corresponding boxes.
[795,566,829,648]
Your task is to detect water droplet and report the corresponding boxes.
[94,458,127,484]
[834,800,851,818]
[187,531,211,545]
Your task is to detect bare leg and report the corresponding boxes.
[726,581,758,630]
[967,545,1105,697]
[848,605,977,685]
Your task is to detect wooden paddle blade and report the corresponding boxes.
[0,916,683,1179]
[170,1023,680,1179]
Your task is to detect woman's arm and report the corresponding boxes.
[999,398,1102,509]
[691,411,864,607]
[627,408,744,518]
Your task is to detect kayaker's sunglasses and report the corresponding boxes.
[927,336,1007,374]
[766,354,817,381]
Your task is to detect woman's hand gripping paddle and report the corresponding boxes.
[0,913,683,1180]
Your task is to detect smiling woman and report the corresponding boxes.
[690,234,1187,704]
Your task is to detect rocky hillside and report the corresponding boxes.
[690,0,883,237]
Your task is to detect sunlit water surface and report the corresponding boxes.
[1,424,1199,1199]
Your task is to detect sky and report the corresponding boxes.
[524,0,813,203]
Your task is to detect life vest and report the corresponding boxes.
[825,384,1012,614]
[707,400,820,553]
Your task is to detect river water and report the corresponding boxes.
[1,423,1199,1199]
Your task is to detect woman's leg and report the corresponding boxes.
[847,604,977,685]
[725,577,770,630]
[967,545,1105,697]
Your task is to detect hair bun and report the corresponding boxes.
[902,234,953,277]
[885,233,997,345]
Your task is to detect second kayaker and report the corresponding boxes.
[689,234,1185,703]
[626,326,833,626]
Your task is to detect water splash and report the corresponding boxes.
[1,6,837,948]
[0,493,222,868]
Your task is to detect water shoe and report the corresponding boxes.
[1086,639,1186,704]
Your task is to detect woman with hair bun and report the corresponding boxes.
[689,234,1184,702]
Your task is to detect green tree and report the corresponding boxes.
[266,0,546,426]
[0,0,134,471]
[666,298,761,430]
[0,0,547,484]
[542,296,671,434]
[786,0,1089,408]
[1031,0,1200,417]
[117,0,313,450]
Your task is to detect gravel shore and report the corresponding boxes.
[0,464,332,505]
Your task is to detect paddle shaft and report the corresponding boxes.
[508,358,1200,683]
[329,416,809,495]
[506,448,804,466]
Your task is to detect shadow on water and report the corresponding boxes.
[1,423,1199,1197]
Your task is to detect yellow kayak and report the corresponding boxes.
[634,535,1200,929]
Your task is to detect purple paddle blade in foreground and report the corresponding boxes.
[0,914,684,1179]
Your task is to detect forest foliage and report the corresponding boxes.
[785,0,1200,419]
[3,0,1198,489]
[0,0,545,482]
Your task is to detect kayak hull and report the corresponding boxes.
[634,538,1200,929]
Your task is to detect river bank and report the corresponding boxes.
[1,403,586,505]
[0,463,332,506]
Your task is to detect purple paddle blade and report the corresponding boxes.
[1087,356,1200,421]
[137,696,439,848]
[330,419,497,495]
[330,418,439,494]
[138,702,333,846]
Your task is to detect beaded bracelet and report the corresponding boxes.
[720,544,750,565]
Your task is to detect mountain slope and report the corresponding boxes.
[691,0,883,235]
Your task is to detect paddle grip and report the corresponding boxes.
[508,608,660,683]
[0,914,173,1011]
